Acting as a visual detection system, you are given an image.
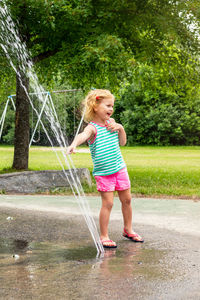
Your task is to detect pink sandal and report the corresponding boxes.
[101,239,117,249]
[123,228,144,243]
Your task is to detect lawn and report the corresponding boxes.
[0,145,200,198]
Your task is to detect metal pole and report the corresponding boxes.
[10,89,82,98]
[8,95,16,111]
[0,99,9,140]
[74,105,86,139]
[29,93,49,147]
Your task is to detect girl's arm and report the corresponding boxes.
[117,124,127,146]
[67,125,95,154]
[106,118,127,146]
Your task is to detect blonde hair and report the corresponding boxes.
[82,89,115,122]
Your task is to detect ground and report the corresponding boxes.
[0,195,200,299]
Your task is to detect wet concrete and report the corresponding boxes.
[0,195,200,299]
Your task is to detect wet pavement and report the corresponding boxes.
[0,195,200,299]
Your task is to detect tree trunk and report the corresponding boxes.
[12,69,30,170]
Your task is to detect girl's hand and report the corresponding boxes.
[107,118,127,145]
[66,145,76,154]
[106,118,122,132]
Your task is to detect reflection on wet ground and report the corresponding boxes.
[0,238,168,299]
[0,203,200,299]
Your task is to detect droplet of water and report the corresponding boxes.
[13,254,20,260]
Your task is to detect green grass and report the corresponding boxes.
[0,145,200,198]
[123,146,200,198]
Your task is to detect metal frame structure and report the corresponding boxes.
[0,95,16,140]
[0,89,83,145]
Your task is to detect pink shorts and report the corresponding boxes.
[94,168,131,192]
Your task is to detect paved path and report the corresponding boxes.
[0,194,199,236]
[0,195,199,299]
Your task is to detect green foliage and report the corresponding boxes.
[1,0,200,147]
[116,43,200,145]
[0,52,16,103]
[120,102,200,145]
[4,0,200,90]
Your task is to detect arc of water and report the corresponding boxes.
[0,1,104,254]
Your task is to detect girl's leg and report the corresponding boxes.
[117,189,133,233]
[99,191,116,246]
[118,189,143,242]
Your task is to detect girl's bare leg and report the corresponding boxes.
[99,191,116,246]
[118,189,143,242]
[117,189,133,233]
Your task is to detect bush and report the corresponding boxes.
[120,102,200,145]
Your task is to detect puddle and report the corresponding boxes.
[0,238,170,276]
[0,237,166,271]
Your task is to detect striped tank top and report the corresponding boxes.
[88,121,126,176]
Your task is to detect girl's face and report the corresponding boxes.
[94,97,114,123]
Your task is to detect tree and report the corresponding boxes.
[1,0,200,168]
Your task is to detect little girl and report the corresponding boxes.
[67,89,144,248]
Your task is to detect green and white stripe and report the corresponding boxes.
[88,122,126,176]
